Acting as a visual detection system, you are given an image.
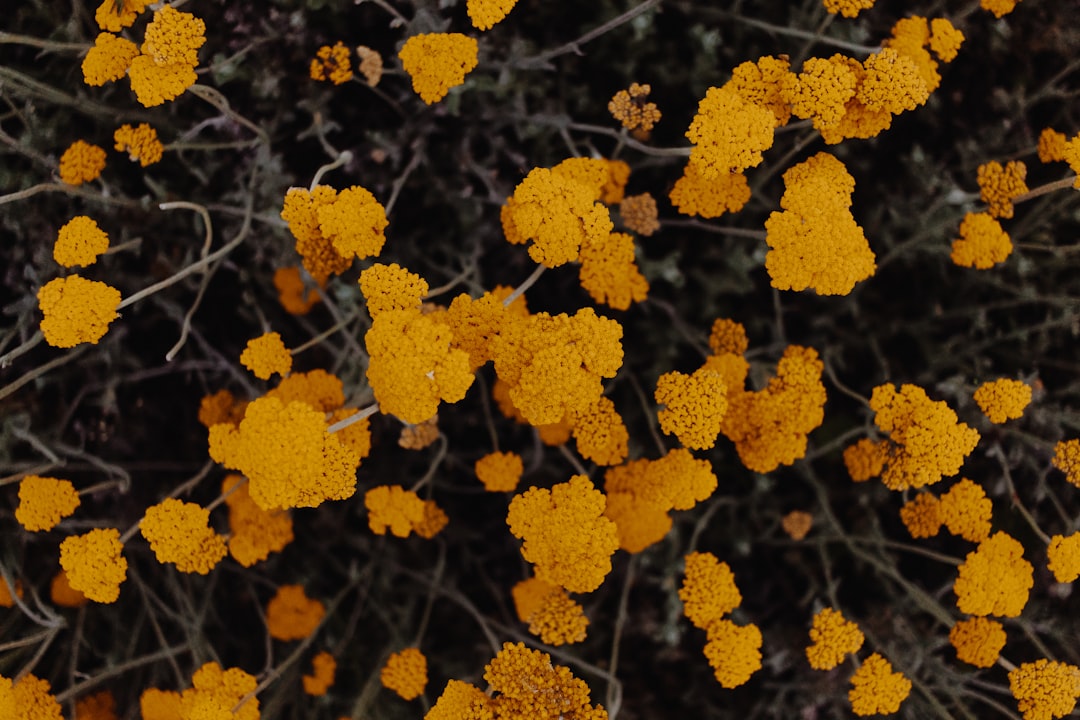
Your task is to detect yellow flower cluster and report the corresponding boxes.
[140,498,227,574]
[843,437,889,482]
[128,6,206,107]
[608,83,662,132]
[59,527,127,603]
[4,674,63,720]
[951,211,1013,269]
[823,0,874,17]
[848,653,912,716]
[726,55,792,126]
[940,478,993,542]
[59,140,106,185]
[310,42,353,84]
[686,86,776,177]
[703,619,764,689]
[178,663,259,720]
[280,184,388,281]
[50,569,87,608]
[468,0,519,30]
[982,0,1021,18]
[949,616,1006,668]
[381,648,428,700]
[606,447,717,512]
[900,492,942,538]
[222,475,294,567]
[399,416,440,450]
[602,491,671,553]
[414,499,450,539]
[954,531,1033,617]
[426,680,493,720]
[858,48,931,115]
[619,193,659,236]
[356,46,383,85]
[140,688,182,720]
[82,33,139,86]
[978,160,1029,219]
[883,16,949,97]
[1009,659,1080,720]
[1066,137,1080,188]
[94,0,152,32]
[974,378,1032,423]
[398,33,478,104]
[655,366,729,449]
[928,18,965,62]
[240,331,292,380]
[273,266,321,315]
[37,275,122,348]
[482,642,608,719]
[1052,439,1080,487]
[507,475,619,593]
[75,690,116,720]
[578,231,649,310]
[764,152,876,295]
[781,510,813,540]
[280,187,348,282]
[114,123,163,166]
[1047,533,1080,583]
[679,551,742,629]
[709,318,749,355]
[555,155,631,205]
[475,451,523,492]
[303,651,336,696]
[1038,128,1068,163]
[806,607,864,670]
[869,383,980,490]
[669,163,751,219]
[209,396,359,510]
[511,577,589,645]
[266,584,325,641]
[364,485,426,537]
[198,389,247,428]
[16,475,80,532]
[360,262,428,316]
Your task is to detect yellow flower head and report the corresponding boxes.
[413,500,449,539]
[381,648,428,700]
[398,33,478,104]
[605,447,717,512]
[619,193,660,236]
[37,275,121,348]
[266,584,325,641]
[198,389,246,428]
[273,266,321,315]
[552,157,631,205]
[823,0,874,17]
[59,140,106,185]
[140,498,227,574]
[310,42,353,85]
[356,46,383,85]
[427,679,493,720]
[303,652,337,696]
[139,688,182,720]
[655,366,729,450]
[75,690,117,720]
[669,163,751,219]
[222,475,294,567]
[1053,439,1080,488]
[709,318,749,356]
[59,527,127,603]
[475,451,524,492]
[951,212,1013,269]
[360,263,428,318]
[365,485,426,537]
[468,0,519,30]
[1065,136,1080,189]
[781,55,857,130]
[50,569,88,608]
[782,510,813,540]
[316,185,389,261]
[939,478,992,542]
[704,619,762,688]
[0,577,22,607]
[974,378,1032,423]
[570,395,629,467]
[1009,659,1080,720]
[857,48,930,115]
[949,616,1006,668]
[883,16,941,95]
[686,85,775,177]
[179,663,259,720]
[1047,533,1080,583]
[929,18,965,62]
[525,586,589,646]
[239,331,292,380]
[726,55,793,127]
[484,642,606,717]
[869,383,980,490]
[806,607,865,670]
[679,551,742,629]
[399,415,439,450]
[443,287,526,369]
[578,231,649,311]
[1038,128,1068,163]
[982,0,1021,18]
[978,160,1029,219]
[900,492,943,539]
[94,0,153,32]
[16,475,80,532]
[114,123,163,166]
[844,438,889,482]
[128,56,197,107]
[280,186,351,283]
[848,653,912,716]
[954,531,1033,617]
[82,33,139,86]
[603,492,671,553]
[12,674,63,720]
[507,475,619,593]
[608,82,662,132]
[128,6,205,107]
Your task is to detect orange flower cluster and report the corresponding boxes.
[806,607,865,670]
[619,193,659,236]
[5,673,63,720]
[221,475,293,567]
[782,510,813,540]
[239,331,292,380]
[764,152,876,295]
[1052,439,1080,488]
[128,6,206,107]
[507,475,619,593]
[50,569,87,608]
[75,690,117,720]
[949,616,1006,668]
[273,266,321,315]
[94,0,152,32]
[360,262,429,316]
[1038,128,1068,163]
[869,383,980,490]
[140,498,227,574]
[601,491,671,554]
[982,0,1021,18]
[482,642,607,718]
[608,83,662,132]
[686,86,775,177]
[1065,136,1080,188]
[468,0,519,30]
[59,527,127,603]
[475,451,524,492]
[703,619,764,689]
[16,475,80,531]
[310,42,353,84]
[843,438,889,482]
[823,0,874,17]
[37,275,122,348]
[725,55,792,126]
[900,478,991,542]
[280,184,387,283]
[951,211,1013,269]
[552,157,631,206]
[178,663,259,720]
[414,499,450,539]
[954,531,1033,617]
[899,492,942,538]
[266,585,325,641]
[381,648,428,700]
[198,389,248,428]
[114,123,163,166]
[978,160,1028,219]
[883,16,959,100]
[578,231,649,310]
[974,378,1031,423]
[398,33,478,104]
[511,577,589,645]
[303,652,336,696]
[356,46,383,85]
[928,18,965,62]
[669,163,751,219]
[1047,533,1080,583]
[364,485,426,537]
[82,32,139,86]
[848,653,912,716]
[208,396,359,510]
[399,416,440,450]
[1009,659,1080,720]
[59,140,106,185]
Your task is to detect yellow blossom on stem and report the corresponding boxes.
[273,266,321,315]
[280,186,351,283]
[978,160,1029,219]
[413,500,449,539]
[360,263,428,317]
[266,368,345,412]
[669,163,751,219]
[37,275,121,348]
[900,492,943,539]
[484,642,607,718]
[578,231,649,311]
[114,123,163,166]
[844,438,889,481]
[178,663,259,720]
[317,185,388,261]
[781,56,857,130]
[806,607,865,670]
[552,157,630,205]
[310,42,353,84]
[507,475,619,593]
[139,688,181,720]
[940,478,992,542]
[782,510,813,540]
[1052,439,1080,488]
[929,18,965,62]
[222,475,293,567]
[140,498,228,574]
[82,33,139,86]
[59,140,106,185]
[883,16,942,95]
[240,331,292,380]
[857,48,930,115]
[655,366,729,450]
[974,378,1032,423]
[381,648,428,700]
[619,193,659,236]
[303,652,337,696]
[468,0,519,30]
[726,55,793,126]
[608,82,662,132]
[16,475,80,532]
[823,0,874,18]
[399,33,478,104]
[426,679,493,720]
[1009,659,1080,720]
[94,0,152,32]
[128,57,197,107]
[1047,533,1080,583]
[703,619,762,689]
[198,389,247,428]
[399,416,439,450]
[950,616,1006,668]
[686,85,775,177]
[954,531,1033,617]
[602,492,671,553]
[476,451,524,492]
[951,211,1014,269]
[59,527,127,603]
[365,485,426,537]
[982,0,1021,18]
[849,653,912,716]
[50,569,88,608]
[266,585,325,641]
[443,288,526,369]
[13,674,63,720]
[526,586,589,646]
[1038,128,1068,163]
[604,447,717,512]
[570,395,629,467]
[679,551,742,629]
[512,577,559,622]
[1065,136,1080,188]
[709,318,749,356]
[128,6,205,107]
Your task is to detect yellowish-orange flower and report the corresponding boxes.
[604,447,717,512]
[929,18,965,62]
[655,366,729,449]
[16,475,80,532]
[781,55,857,132]
[475,451,524,492]
[823,0,874,18]
[686,85,775,177]
[59,527,127,603]
[75,690,117,720]
[267,368,345,412]
[982,0,1021,18]
[467,0,519,29]
[1047,533,1080,583]
[523,585,589,646]
[1009,659,1080,720]
[280,186,351,283]
[939,478,992,542]
[552,157,631,205]
[949,616,1006,668]
[857,48,930,115]
[360,263,428,317]
[669,163,751,219]
[53,216,108,269]
[399,33,478,104]
[883,16,942,96]
[128,6,205,107]
[365,485,426,537]
[1038,128,1068,163]
[951,211,1013,269]
[974,378,1031,423]
[1053,439,1080,488]
[619,193,660,236]
[426,679,493,720]
[954,531,1033,617]
[484,642,607,718]
[726,55,793,127]
[679,551,742,629]
[38,275,121,348]
[12,674,63,720]
[806,607,864,670]
[317,185,389,261]
[704,619,762,689]
[50,569,88,608]
[844,438,889,481]
[1065,136,1080,189]
[178,663,259,720]
[900,492,943,539]
[139,688,181,720]
[782,510,813,540]
[114,123,163,166]
[978,160,1029,219]
[577,231,649,311]
[381,648,428,700]
[849,653,912,716]
[140,498,227,574]
[303,652,337,696]
[603,492,671,553]
[310,42,353,84]
[239,332,292,380]
[94,0,152,32]
[273,266,322,315]
[399,416,439,450]
[266,585,325,641]
[222,475,294,567]
[59,140,106,185]
[82,33,139,86]
[608,82,662,132]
